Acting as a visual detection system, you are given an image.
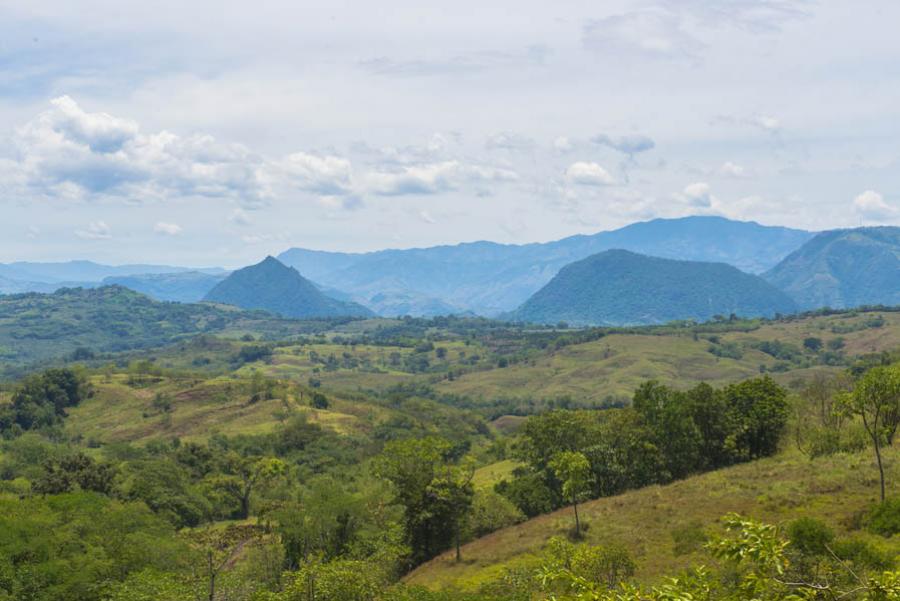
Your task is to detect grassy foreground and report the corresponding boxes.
[407,446,899,590]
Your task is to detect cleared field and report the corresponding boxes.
[63,375,377,444]
[437,312,900,404]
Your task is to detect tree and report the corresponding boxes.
[209,454,286,519]
[32,451,117,495]
[549,451,593,538]
[841,365,900,502]
[803,337,824,352]
[375,437,468,564]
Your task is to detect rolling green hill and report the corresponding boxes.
[510,250,798,326]
[0,285,346,375]
[204,256,373,319]
[765,227,900,309]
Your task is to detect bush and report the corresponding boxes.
[867,498,900,537]
[787,517,834,556]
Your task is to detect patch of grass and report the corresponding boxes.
[405,446,900,591]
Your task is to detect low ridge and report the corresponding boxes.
[511,249,798,326]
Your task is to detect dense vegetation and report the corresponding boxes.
[203,257,373,319]
[765,226,900,310]
[0,286,354,376]
[2,301,900,600]
[511,250,798,326]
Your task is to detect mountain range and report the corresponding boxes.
[2,218,899,325]
[278,216,814,316]
[510,250,798,326]
[203,256,373,319]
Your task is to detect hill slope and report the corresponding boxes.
[510,250,798,326]
[203,256,373,319]
[765,227,900,309]
[103,271,227,303]
[406,447,895,590]
[279,216,813,316]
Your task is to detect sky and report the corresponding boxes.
[1,0,899,267]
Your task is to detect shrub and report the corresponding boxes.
[867,498,900,537]
[787,517,834,556]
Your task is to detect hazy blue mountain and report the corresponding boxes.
[764,227,900,309]
[203,257,373,319]
[279,216,813,316]
[0,260,225,283]
[103,272,228,303]
[511,250,798,326]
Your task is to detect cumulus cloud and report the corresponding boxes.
[565,162,615,186]
[591,133,656,155]
[582,9,704,61]
[154,221,182,236]
[8,96,375,210]
[681,182,715,208]
[266,152,354,196]
[75,220,112,240]
[853,190,897,221]
[367,161,518,196]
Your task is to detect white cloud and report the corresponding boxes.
[719,161,748,178]
[553,136,574,153]
[419,210,437,224]
[228,208,251,226]
[367,161,518,196]
[485,131,534,151]
[565,162,615,186]
[582,9,704,61]
[154,221,182,236]
[9,97,365,209]
[75,220,112,240]
[267,152,354,196]
[591,133,656,155]
[853,190,897,221]
[752,114,781,132]
[681,181,714,207]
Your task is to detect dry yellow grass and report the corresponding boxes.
[407,446,900,591]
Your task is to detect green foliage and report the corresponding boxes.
[787,517,834,556]
[31,451,116,495]
[512,249,797,326]
[867,498,900,537]
[0,492,187,601]
[0,368,91,435]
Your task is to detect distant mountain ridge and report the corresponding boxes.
[203,257,373,319]
[103,272,227,303]
[511,249,798,326]
[764,227,900,309]
[279,216,814,316]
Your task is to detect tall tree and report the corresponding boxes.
[841,365,900,501]
[549,451,594,538]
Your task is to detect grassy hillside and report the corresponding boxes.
[407,446,898,590]
[437,310,900,406]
